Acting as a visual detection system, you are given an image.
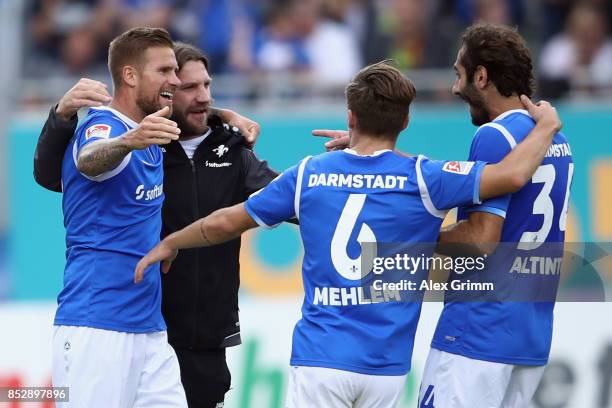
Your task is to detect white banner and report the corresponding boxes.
[0,302,610,407]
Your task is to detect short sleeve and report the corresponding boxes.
[245,162,301,228]
[76,117,130,153]
[73,116,133,182]
[417,155,486,214]
[460,124,514,220]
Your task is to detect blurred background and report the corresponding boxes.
[1,0,612,407]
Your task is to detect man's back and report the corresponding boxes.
[58,106,166,333]
[246,149,487,375]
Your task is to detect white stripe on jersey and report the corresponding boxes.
[72,113,133,182]
[294,156,312,220]
[479,123,517,149]
[416,155,448,219]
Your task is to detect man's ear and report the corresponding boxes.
[473,65,488,90]
[347,109,357,130]
[123,65,137,88]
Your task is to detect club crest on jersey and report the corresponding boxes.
[213,144,229,157]
[85,124,111,140]
[442,161,474,175]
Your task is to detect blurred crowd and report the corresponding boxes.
[23,0,612,100]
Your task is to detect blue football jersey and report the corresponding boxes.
[246,149,487,375]
[55,107,166,333]
[432,109,574,365]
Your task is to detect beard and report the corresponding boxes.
[459,83,490,126]
[172,106,209,138]
[136,89,171,117]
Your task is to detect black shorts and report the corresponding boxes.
[174,347,231,408]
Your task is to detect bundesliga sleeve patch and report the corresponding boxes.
[85,124,111,140]
[442,161,474,175]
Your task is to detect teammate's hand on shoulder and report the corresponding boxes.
[227,112,260,147]
[520,95,562,133]
[312,129,350,151]
[56,78,112,121]
[125,106,180,150]
[134,240,178,283]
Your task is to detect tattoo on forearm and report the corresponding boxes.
[78,140,131,177]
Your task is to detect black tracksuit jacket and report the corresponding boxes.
[34,108,278,350]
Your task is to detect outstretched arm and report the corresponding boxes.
[78,106,179,177]
[135,203,258,282]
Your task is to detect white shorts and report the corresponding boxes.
[286,365,406,408]
[52,326,187,408]
[418,348,546,408]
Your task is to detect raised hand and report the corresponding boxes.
[312,129,350,151]
[124,106,181,150]
[56,78,112,120]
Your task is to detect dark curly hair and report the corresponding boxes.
[460,24,535,97]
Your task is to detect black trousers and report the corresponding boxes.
[174,347,231,408]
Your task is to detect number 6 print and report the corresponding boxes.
[331,194,377,280]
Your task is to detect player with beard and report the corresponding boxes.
[34,41,277,407]
[52,27,188,407]
[418,24,573,407]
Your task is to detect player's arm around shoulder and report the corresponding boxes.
[479,96,562,201]
[437,212,504,256]
[78,106,180,177]
[241,147,279,196]
[35,78,112,191]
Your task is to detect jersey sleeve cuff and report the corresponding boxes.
[244,201,278,229]
[464,205,507,219]
[472,162,485,205]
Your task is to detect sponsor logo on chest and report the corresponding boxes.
[135,183,163,201]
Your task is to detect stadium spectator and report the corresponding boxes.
[254,0,312,72]
[473,0,512,25]
[341,0,392,66]
[135,60,562,408]
[306,0,362,89]
[540,0,573,40]
[539,2,612,97]
[175,0,263,74]
[33,39,282,407]
[113,0,176,32]
[452,0,525,26]
[253,0,360,89]
[384,0,429,70]
[25,0,111,77]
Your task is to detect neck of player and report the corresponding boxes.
[109,90,148,123]
[487,94,525,121]
[349,130,397,155]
